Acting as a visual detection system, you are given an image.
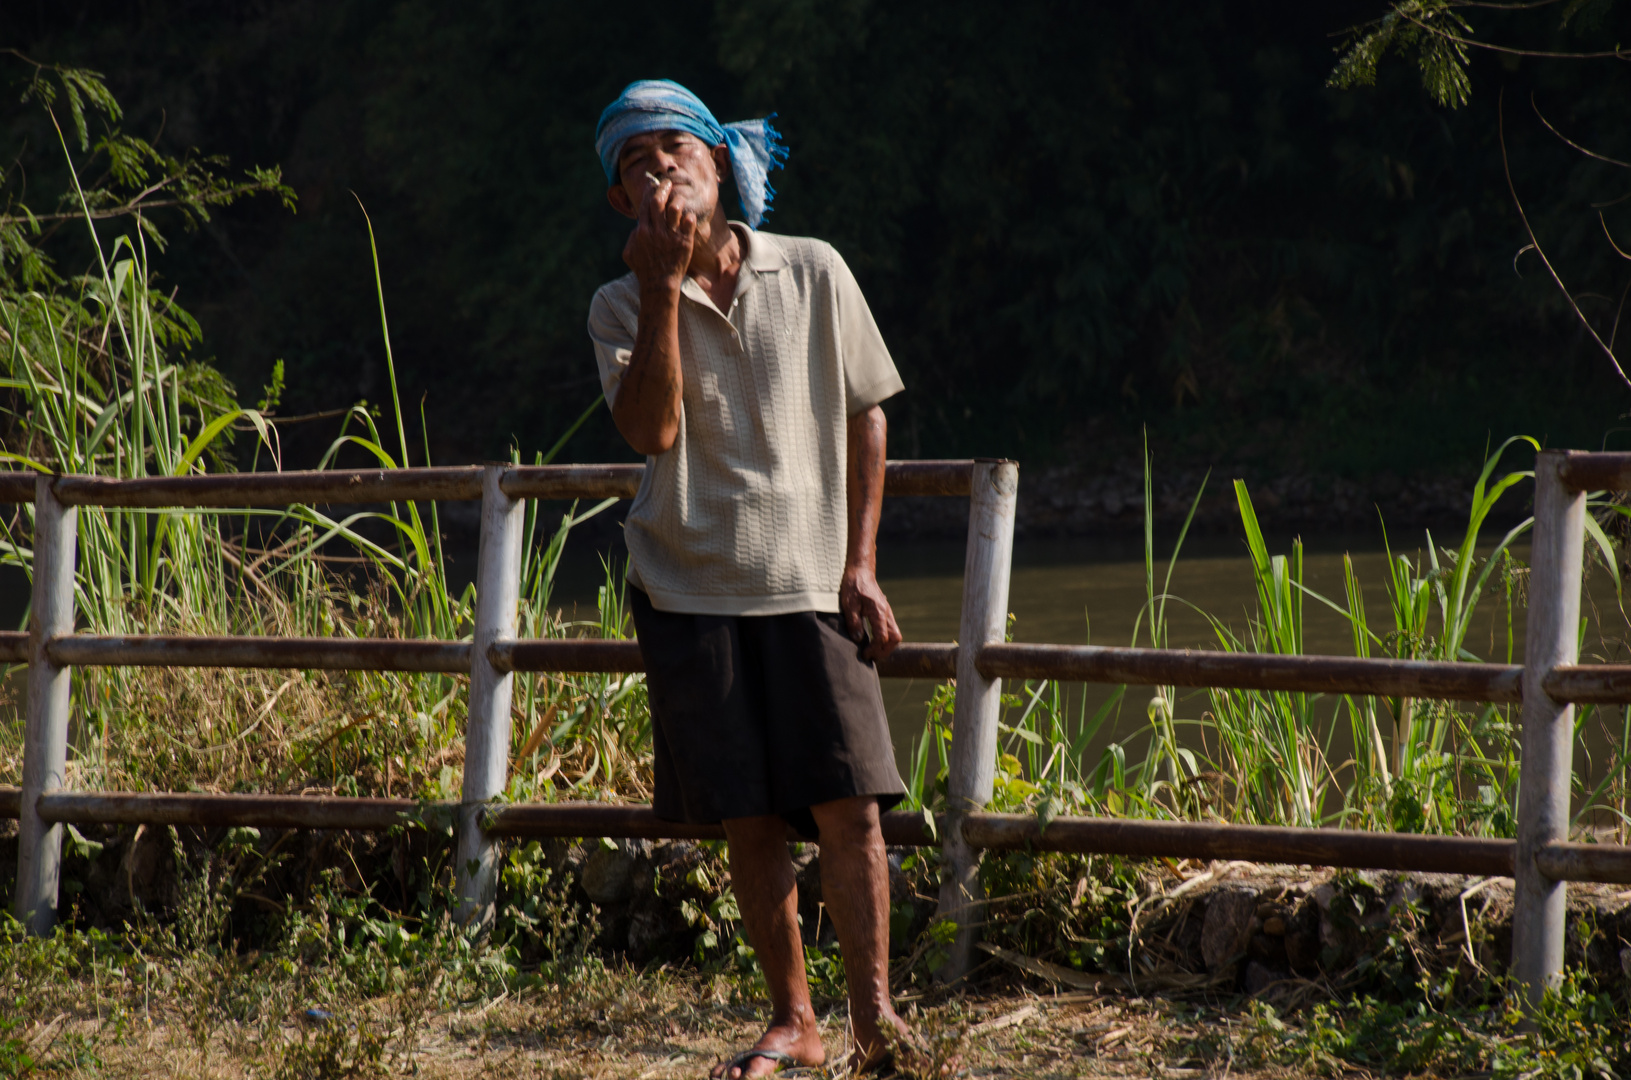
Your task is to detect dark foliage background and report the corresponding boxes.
[6,0,1631,478]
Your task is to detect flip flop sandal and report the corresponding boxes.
[721,1048,818,1076]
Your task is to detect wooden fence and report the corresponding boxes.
[2,450,1629,997]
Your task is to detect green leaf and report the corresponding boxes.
[65,823,104,860]
[1582,511,1622,600]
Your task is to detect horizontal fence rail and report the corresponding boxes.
[958,814,1518,877]
[46,635,473,673]
[4,451,1631,1000]
[19,633,1631,706]
[1557,450,1631,493]
[0,460,974,508]
[16,635,958,681]
[978,643,1527,703]
[5,789,1629,883]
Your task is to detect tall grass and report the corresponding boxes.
[905,438,1631,841]
[0,119,645,807]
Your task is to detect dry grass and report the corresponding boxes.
[5,968,1285,1079]
[6,847,1629,1079]
[0,573,654,808]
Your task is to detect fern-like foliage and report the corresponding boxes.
[1329,1,1475,108]
[0,51,296,290]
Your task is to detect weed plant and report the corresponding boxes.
[0,63,647,812]
[904,436,1631,843]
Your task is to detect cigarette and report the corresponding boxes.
[644,171,663,187]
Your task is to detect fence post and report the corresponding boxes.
[1512,449,1585,1003]
[455,465,525,931]
[935,458,1018,981]
[15,476,77,936]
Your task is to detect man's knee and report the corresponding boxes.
[723,813,790,851]
[810,796,883,850]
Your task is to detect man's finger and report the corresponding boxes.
[866,625,900,660]
[856,596,882,655]
[637,181,661,230]
[643,178,670,222]
[860,593,901,660]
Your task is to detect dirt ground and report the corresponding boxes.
[13,858,1629,1077]
[13,978,1280,1079]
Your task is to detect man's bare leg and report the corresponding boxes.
[809,796,911,1072]
[713,815,825,1079]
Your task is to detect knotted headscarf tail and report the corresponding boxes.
[595,79,788,229]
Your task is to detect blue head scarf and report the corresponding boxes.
[595,79,788,229]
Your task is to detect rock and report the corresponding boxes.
[581,843,638,905]
[1244,960,1288,995]
[1286,927,1321,971]
[1387,878,1423,916]
[796,851,830,944]
[1201,888,1258,970]
[1262,916,1287,936]
[627,908,669,958]
[544,839,584,876]
[1311,882,1345,953]
[796,852,823,906]
[650,840,695,870]
[887,851,912,902]
[116,824,166,911]
[1249,932,1288,965]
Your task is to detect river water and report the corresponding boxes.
[876,534,1529,758]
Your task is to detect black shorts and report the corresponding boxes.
[629,587,906,839]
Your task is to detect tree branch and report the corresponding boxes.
[1500,89,1631,391]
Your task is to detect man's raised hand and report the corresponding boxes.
[623,176,697,292]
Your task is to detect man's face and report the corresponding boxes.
[610,129,729,220]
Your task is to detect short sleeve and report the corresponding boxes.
[831,251,904,416]
[587,284,638,410]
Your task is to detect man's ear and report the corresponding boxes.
[607,184,638,220]
[713,144,730,181]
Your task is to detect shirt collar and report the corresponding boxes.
[734,221,788,273]
[681,221,786,313]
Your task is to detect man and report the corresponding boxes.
[588,80,917,1078]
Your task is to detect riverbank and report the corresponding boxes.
[880,462,1511,541]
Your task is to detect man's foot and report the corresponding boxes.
[711,1019,825,1079]
[850,1007,960,1077]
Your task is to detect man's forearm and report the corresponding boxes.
[845,406,887,572]
[612,285,685,455]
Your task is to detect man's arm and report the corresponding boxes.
[840,404,902,661]
[611,179,694,456]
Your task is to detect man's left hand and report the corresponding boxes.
[840,564,901,662]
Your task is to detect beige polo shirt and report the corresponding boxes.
[588,223,904,615]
